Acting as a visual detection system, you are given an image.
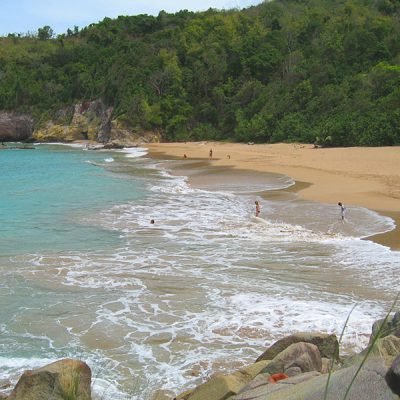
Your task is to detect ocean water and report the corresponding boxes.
[0,143,399,399]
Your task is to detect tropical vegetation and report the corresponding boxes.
[1,0,399,145]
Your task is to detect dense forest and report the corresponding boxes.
[1,0,400,146]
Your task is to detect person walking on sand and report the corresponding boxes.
[209,149,213,159]
[255,200,261,217]
[338,202,345,220]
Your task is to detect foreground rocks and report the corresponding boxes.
[4,359,91,400]
[174,312,400,400]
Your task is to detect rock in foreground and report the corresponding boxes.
[6,359,91,400]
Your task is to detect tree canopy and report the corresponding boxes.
[1,0,399,146]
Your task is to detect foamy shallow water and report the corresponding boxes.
[0,144,399,399]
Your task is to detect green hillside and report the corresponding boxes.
[1,0,400,145]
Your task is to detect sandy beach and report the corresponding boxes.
[147,141,400,250]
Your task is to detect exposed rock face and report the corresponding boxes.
[7,359,91,400]
[107,121,161,145]
[31,100,161,144]
[0,112,33,142]
[7,370,64,400]
[33,100,113,142]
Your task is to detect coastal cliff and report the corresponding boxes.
[0,112,33,142]
[32,100,113,143]
[0,100,160,144]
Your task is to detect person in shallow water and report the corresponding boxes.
[338,202,345,220]
[255,200,261,217]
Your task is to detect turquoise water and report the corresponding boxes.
[0,145,145,255]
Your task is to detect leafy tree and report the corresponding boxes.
[37,26,54,40]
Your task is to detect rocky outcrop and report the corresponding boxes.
[33,100,113,143]
[110,122,161,145]
[0,112,33,142]
[233,356,397,400]
[256,332,339,362]
[261,342,322,377]
[173,312,400,400]
[175,361,270,400]
[6,359,91,400]
[32,100,161,144]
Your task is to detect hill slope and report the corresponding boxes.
[1,0,399,145]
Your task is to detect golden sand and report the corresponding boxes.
[147,141,400,250]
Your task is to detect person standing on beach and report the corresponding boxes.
[338,202,345,220]
[209,149,213,159]
[255,200,261,217]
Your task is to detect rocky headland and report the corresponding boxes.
[0,100,160,146]
[1,312,399,400]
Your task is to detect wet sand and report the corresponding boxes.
[147,142,400,250]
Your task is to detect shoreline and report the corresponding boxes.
[147,142,400,251]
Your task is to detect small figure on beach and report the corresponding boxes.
[209,149,213,159]
[338,202,345,220]
[255,200,261,217]
[183,154,187,159]
[227,154,231,159]
[150,219,155,224]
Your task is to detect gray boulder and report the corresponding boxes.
[261,342,322,377]
[7,370,64,400]
[0,112,33,142]
[256,332,339,362]
[7,359,91,400]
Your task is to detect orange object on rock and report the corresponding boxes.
[268,373,289,384]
